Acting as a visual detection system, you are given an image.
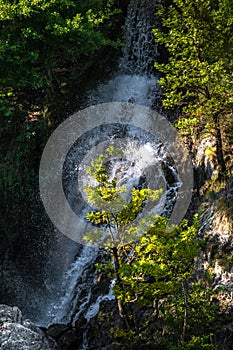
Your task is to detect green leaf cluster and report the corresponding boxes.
[116,217,199,302]
[154,0,233,114]
[84,147,162,247]
[101,215,219,349]
[84,149,221,348]
[0,0,119,90]
[153,0,233,173]
[0,0,122,241]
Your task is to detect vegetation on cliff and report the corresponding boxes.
[153,0,233,177]
[83,147,224,349]
[0,0,122,240]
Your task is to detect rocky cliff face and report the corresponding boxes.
[0,305,56,350]
[198,181,233,341]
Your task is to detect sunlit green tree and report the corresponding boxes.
[84,148,220,348]
[84,148,219,349]
[153,0,233,175]
[84,146,161,328]
[114,216,218,349]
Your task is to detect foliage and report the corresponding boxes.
[0,0,119,90]
[153,0,233,173]
[111,216,219,348]
[168,335,219,350]
[84,149,220,349]
[84,146,162,247]
[115,216,199,303]
[84,146,162,329]
[0,0,122,240]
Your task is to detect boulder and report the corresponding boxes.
[0,305,56,350]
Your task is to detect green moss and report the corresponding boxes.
[217,197,233,222]
[205,146,216,159]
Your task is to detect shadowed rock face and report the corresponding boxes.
[116,0,130,16]
[0,305,56,350]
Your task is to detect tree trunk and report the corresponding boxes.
[213,114,226,175]
[112,247,131,330]
[153,298,159,318]
[182,280,188,344]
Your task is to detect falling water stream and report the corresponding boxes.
[30,0,180,332]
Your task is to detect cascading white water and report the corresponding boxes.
[84,280,116,323]
[88,0,160,107]
[35,0,180,331]
[120,0,159,74]
[45,245,98,325]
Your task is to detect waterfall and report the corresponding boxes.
[88,0,160,107]
[34,0,177,331]
[120,0,158,74]
[45,245,98,325]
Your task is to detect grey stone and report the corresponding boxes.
[0,305,56,350]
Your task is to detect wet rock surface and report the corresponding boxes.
[78,299,120,350]
[46,324,80,350]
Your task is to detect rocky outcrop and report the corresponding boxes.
[193,137,218,194]
[0,305,56,350]
[198,181,233,292]
[197,181,233,349]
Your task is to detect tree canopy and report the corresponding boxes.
[153,0,233,174]
[0,0,118,90]
[0,0,121,240]
[84,147,220,349]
